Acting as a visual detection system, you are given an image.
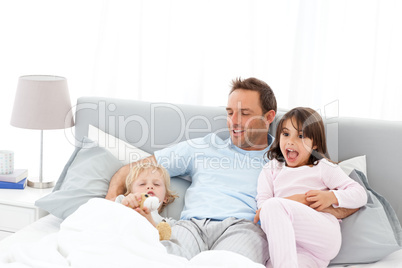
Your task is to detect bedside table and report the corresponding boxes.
[0,186,53,240]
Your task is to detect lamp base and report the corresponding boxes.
[27,178,55,189]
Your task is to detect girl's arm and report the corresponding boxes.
[307,160,367,212]
[305,190,340,211]
[287,192,359,219]
[254,163,276,223]
[256,163,275,208]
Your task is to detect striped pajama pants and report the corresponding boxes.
[259,198,342,268]
[161,217,269,265]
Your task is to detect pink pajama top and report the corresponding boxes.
[257,158,367,210]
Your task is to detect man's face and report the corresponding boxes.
[226,89,272,151]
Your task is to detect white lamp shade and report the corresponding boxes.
[11,75,74,130]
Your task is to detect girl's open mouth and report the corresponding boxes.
[286,149,299,161]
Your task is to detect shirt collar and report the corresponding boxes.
[228,133,275,152]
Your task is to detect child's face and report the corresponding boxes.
[130,169,167,204]
[279,118,317,168]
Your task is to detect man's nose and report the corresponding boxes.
[232,111,241,125]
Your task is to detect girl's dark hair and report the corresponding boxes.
[266,107,329,166]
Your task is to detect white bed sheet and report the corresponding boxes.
[0,199,265,268]
[1,211,401,267]
[0,214,62,252]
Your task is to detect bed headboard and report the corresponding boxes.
[74,96,230,154]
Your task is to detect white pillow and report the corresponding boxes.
[88,125,151,165]
[338,155,367,178]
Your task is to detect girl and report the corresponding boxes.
[255,107,367,268]
[116,162,177,227]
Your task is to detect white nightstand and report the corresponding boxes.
[0,186,53,240]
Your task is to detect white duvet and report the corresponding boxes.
[0,198,264,268]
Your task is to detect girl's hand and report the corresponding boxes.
[285,193,311,205]
[305,190,338,211]
[254,208,261,224]
[121,193,143,209]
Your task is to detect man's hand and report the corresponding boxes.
[305,190,338,211]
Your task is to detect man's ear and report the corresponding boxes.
[264,110,276,124]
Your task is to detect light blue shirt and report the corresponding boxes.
[154,133,273,222]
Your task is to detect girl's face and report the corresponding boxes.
[279,118,317,168]
[130,169,167,203]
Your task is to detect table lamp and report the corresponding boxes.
[10,75,75,188]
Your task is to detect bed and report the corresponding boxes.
[1,96,401,267]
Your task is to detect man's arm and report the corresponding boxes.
[321,207,359,219]
[285,193,359,219]
[105,155,157,201]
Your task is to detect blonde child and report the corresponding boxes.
[254,107,367,268]
[115,162,177,227]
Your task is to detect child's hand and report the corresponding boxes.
[121,193,143,209]
[254,208,261,224]
[305,190,338,211]
[285,193,311,205]
[122,193,157,227]
[135,206,157,227]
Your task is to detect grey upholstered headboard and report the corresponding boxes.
[74,96,402,222]
[328,117,402,221]
[74,96,230,154]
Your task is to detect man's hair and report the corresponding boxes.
[267,107,328,166]
[230,77,277,114]
[125,162,177,213]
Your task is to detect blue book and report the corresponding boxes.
[0,178,27,189]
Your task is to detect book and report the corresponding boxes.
[0,178,27,189]
[0,169,28,183]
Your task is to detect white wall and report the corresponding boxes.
[1,0,401,180]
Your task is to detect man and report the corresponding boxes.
[106,77,355,265]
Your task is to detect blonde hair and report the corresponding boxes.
[125,162,177,213]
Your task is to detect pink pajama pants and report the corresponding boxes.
[259,197,341,268]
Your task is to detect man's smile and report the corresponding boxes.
[232,129,246,136]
